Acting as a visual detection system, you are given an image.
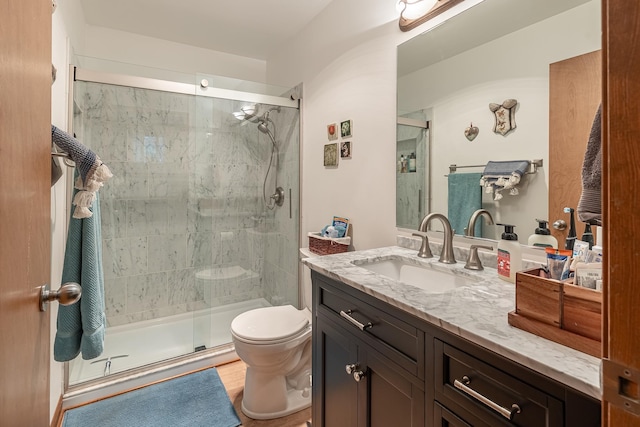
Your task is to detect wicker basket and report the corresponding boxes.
[308,232,350,255]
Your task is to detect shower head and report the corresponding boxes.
[257,120,270,134]
[258,119,277,147]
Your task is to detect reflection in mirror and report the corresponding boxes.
[397,0,601,243]
[397,112,429,229]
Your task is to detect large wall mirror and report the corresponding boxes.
[397,0,601,243]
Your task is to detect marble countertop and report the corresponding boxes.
[301,245,601,400]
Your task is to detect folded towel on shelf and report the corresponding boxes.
[54,174,106,362]
[480,160,530,200]
[447,173,483,235]
[51,125,113,218]
[577,104,602,225]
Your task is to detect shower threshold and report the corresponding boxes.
[64,298,270,407]
[63,344,239,410]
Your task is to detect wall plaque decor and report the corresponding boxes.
[327,123,338,140]
[341,141,352,159]
[489,99,518,136]
[464,122,479,141]
[324,143,338,167]
[340,119,352,138]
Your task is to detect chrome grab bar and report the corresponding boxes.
[454,376,521,421]
[339,310,373,331]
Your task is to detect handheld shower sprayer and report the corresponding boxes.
[238,104,284,209]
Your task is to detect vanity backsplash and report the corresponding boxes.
[397,234,546,272]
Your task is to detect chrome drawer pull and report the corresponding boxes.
[340,310,373,331]
[454,376,522,421]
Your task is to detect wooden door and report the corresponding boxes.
[0,1,52,426]
[548,50,602,248]
[602,1,640,426]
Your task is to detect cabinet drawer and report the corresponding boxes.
[435,340,563,427]
[314,273,422,377]
[434,402,472,427]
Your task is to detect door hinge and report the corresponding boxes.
[602,358,640,416]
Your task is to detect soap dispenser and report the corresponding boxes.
[497,223,522,283]
[527,219,558,248]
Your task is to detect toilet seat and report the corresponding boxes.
[231,305,311,344]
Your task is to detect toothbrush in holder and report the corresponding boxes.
[564,207,577,251]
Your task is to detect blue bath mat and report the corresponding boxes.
[62,368,241,427]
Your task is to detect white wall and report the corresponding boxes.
[79,26,267,84]
[267,2,403,251]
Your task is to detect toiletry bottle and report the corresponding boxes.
[581,223,594,249]
[496,223,522,283]
[409,152,416,172]
[401,155,407,173]
[564,207,577,251]
[527,219,558,248]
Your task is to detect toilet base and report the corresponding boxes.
[241,383,311,420]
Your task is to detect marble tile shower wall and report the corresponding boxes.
[74,81,299,327]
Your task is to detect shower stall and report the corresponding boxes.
[65,66,300,394]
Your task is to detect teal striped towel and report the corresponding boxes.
[54,181,106,361]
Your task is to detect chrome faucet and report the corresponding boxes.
[415,213,456,264]
[466,209,494,237]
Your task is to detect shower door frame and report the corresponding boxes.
[63,66,301,400]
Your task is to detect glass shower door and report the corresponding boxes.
[66,68,300,388]
[192,76,301,351]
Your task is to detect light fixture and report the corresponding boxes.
[233,104,257,121]
[398,0,465,32]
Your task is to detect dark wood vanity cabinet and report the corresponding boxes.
[312,271,426,427]
[311,271,601,427]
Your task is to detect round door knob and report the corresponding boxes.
[345,364,358,375]
[353,370,366,382]
[40,282,81,312]
[553,219,567,230]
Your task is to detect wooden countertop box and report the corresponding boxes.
[508,268,602,358]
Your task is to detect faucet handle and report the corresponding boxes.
[465,244,494,271]
[412,232,433,258]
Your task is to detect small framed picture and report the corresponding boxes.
[324,143,338,167]
[340,141,352,159]
[340,119,352,138]
[327,123,338,140]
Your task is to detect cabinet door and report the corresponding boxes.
[313,316,360,427]
[364,348,425,427]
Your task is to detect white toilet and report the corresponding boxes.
[230,287,312,419]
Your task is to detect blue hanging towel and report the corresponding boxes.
[54,180,106,361]
[447,173,483,236]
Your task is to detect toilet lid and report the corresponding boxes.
[231,305,310,342]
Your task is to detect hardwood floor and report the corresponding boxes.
[216,359,312,427]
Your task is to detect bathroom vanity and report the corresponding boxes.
[304,247,601,427]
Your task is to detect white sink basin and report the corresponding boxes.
[354,257,476,293]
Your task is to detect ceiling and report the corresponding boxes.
[398,0,593,77]
[79,0,334,61]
